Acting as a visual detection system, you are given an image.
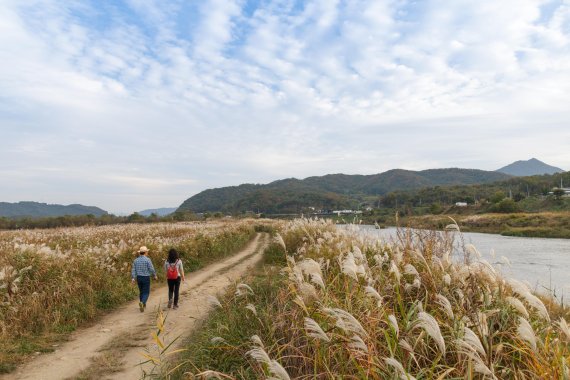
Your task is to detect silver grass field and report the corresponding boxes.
[0,220,258,372]
[170,218,570,379]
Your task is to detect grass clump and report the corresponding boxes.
[262,242,287,266]
[160,237,286,379]
[173,268,284,379]
[169,218,570,379]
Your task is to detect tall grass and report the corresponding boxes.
[172,218,570,379]
[167,266,286,379]
[0,220,261,373]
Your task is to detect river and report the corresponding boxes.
[355,226,570,301]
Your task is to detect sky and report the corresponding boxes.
[1,0,569,214]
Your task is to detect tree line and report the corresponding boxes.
[375,171,570,209]
[0,211,203,230]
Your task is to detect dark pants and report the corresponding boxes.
[167,277,181,306]
[137,276,151,305]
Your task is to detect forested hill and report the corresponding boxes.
[177,168,511,213]
[0,201,108,218]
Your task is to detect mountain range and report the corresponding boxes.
[177,168,511,214]
[178,158,566,214]
[0,201,108,218]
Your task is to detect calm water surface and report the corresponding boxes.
[356,226,570,300]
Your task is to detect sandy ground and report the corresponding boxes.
[3,233,268,380]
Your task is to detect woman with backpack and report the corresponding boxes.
[164,248,185,309]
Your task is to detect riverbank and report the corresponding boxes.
[370,211,570,238]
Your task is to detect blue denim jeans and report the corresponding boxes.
[137,276,151,305]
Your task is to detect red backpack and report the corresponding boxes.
[166,260,179,280]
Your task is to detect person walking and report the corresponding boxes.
[131,246,158,312]
[164,248,185,309]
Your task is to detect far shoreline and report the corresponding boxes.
[357,211,570,239]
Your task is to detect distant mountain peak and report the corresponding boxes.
[138,207,177,216]
[496,158,564,176]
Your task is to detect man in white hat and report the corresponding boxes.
[131,246,158,312]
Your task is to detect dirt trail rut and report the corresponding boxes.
[3,233,268,380]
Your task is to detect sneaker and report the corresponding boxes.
[139,302,144,312]
[173,305,179,310]
[167,299,172,308]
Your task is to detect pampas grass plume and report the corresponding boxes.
[390,260,401,283]
[557,318,570,341]
[245,303,257,316]
[463,326,486,358]
[207,295,222,309]
[247,346,271,364]
[506,296,529,318]
[211,336,227,345]
[304,317,330,342]
[384,357,417,380]
[404,264,419,276]
[435,294,454,320]
[309,272,326,289]
[517,317,537,350]
[365,286,383,306]
[388,314,399,337]
[412,312,446,354]
[269,360,291,380]
[348,334,368,353]
[275,233,287,251]
[251,334,264,347]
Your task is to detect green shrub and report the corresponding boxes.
[254,224,275,233]
[489,198,520,213]
[429,202,443,214]
[263,243,287,266]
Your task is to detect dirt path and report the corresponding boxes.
[3,233,269,380]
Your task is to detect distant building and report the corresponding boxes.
[333,210,362,215]
[455,202,468,207]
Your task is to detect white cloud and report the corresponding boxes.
[0,0,569,213]
[193,0,242,61]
